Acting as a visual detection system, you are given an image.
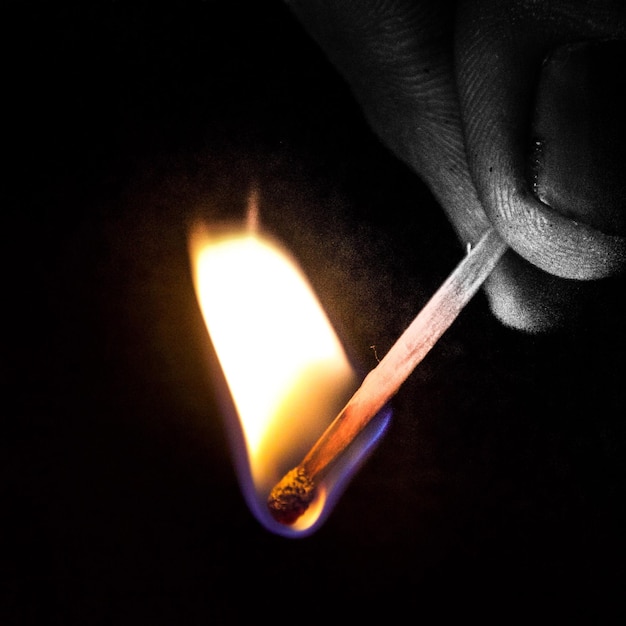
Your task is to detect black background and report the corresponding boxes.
[3,1,626,623]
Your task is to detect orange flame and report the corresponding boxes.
[188,204,390,537]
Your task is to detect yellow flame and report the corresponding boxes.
[189,221,359,533]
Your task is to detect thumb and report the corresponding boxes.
[531,40,626,236]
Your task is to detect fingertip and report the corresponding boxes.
[483,251,583,333]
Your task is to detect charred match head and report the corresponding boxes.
[267,466,316,525]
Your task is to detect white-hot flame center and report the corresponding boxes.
[193,230,353,465]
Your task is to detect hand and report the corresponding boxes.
[284,0,626,331]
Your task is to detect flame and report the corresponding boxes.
[189,214,391,537]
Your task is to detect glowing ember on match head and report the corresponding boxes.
[188,197,392,538]
[267,467,316,526]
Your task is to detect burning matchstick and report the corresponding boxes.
[267,227,508,525]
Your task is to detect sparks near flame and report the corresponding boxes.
[188,197,391,537]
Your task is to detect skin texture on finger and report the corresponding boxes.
[455,0,626,280]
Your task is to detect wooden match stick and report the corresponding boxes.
[267,227,508,525]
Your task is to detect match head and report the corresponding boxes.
[267,466,316,525]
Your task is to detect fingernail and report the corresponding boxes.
[528,40,626,235]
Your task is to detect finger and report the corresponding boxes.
[455,0,626,280]
[284,1,615,332]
